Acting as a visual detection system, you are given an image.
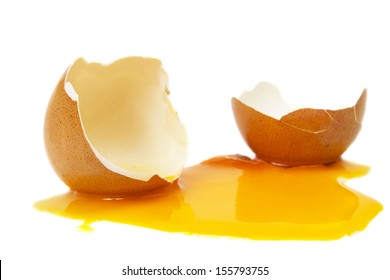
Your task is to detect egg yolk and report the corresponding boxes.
[35,156,382,240]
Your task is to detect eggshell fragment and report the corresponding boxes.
[44,57,188,195]
[232,83,367,166]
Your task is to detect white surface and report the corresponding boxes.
[0,0,389,279]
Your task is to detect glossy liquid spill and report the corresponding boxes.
[35,156,383,240]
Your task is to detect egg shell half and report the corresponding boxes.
[44,70,175,196]
[232,89,367,166]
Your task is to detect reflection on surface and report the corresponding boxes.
[236,161,359,223]
[35,156,383,240]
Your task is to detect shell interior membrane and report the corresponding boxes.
[65,57,188,182]
[239,82,294,120]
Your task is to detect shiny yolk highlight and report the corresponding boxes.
[35,156,382,240]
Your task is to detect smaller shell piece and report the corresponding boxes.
[44,73,170,196]
[232,88,367,166]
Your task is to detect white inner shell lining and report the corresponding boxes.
[65,57,188,182]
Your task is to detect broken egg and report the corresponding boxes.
[232,82,367,166]
[39,76,382,240]
[44,57,188,195]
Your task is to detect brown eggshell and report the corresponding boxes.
[44,74,170,196]
[232,89,367,166]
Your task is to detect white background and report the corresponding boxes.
[1,0,389,279]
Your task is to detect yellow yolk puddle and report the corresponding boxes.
[35,156,383,240]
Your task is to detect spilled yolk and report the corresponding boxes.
[35,156,383,240]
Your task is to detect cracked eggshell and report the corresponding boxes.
[232,82,367,166]
[44,57,188,196]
